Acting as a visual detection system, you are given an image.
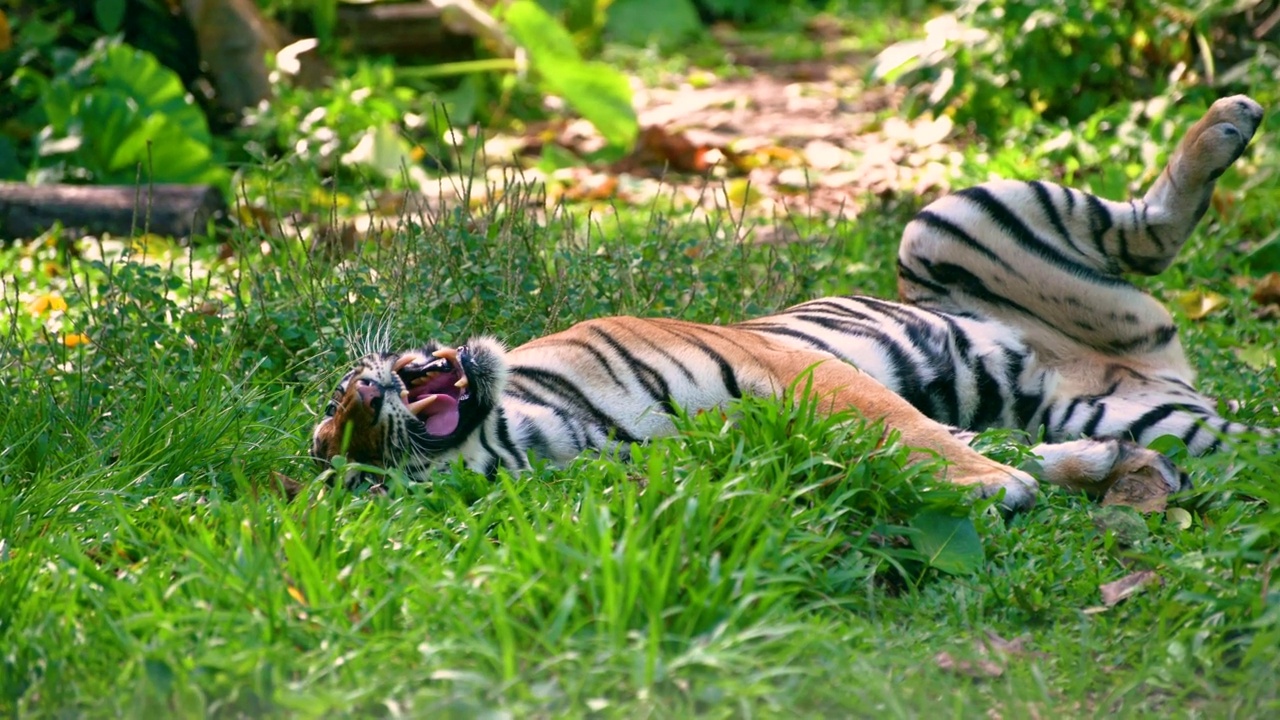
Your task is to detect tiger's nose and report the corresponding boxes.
[355,377,386,408]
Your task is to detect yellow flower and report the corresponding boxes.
[28,293,68,315]
[63,333,90,348]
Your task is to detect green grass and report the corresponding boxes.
[4,143,1280,718]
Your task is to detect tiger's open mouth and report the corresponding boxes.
[395,347,471,436]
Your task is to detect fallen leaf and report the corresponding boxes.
[802,139,852,170]
[1251,272,1280,308]
[1165,507,1193,530]
[982,630,1035,656]
[1100,462,1178,513]
[935,651,1003,678]
[1235,345,1276,370]
[1175,289,1229,320]
[563,173,619,201]
[1099,570,1162,607]
[28,293,68,315]
[287,585,308,606]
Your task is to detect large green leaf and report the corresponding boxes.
[505,1,582,66]
[504,0,638,151]
[34,38,227,189]
[539,59,637,150]
[91,41,211,144]
[909,510,984,575]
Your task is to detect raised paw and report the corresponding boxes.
[1184,94,1264,184]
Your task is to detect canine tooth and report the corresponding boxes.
[393,355,416,371]
[400,390,409,400]
[407,395,438,414]
[432,347,460,364]
[454,376,469,389]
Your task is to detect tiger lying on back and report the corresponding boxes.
[312,95,1269,511]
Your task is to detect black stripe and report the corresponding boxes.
[1181,418,1203,449]
[1030,181,1087,257]
[1083,193,1123,274]
[506,379,594,451]
[494,412,523,466]
[912,210,1020,273]
[510,367,641,443]
[1141,201,1169,251]
[786,312,932,415]
[897,259,951,297]
[1007,353,1045,433]
[477,425,503,470]
[524,420,553,458]
[1081,403,1107,436]
[733,323,842,358]
[662,327,742,399]
[631,331,698,383]
[1124,404,1183,442]
[958,186,1125,287]
[562,338,625,387]
[589,327,678,416]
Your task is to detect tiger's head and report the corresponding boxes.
[311,337,508,484]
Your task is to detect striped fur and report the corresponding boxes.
[313,95,1267,510]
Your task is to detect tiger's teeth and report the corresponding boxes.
[400,389,409,400]
[393,355,416,371]
[410,376,430,387]
[432,347,461,365]
[454,376,469,389]
[407,395,438,414]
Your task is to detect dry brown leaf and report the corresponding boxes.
[1251,272,1280,308]
[1101,464,1176,513]
[563,174,619,202]
[1100,570,1162,607]
[252,471,305,503]
[935,651,1003,678]
[982,630,1041,657]
[627,125,717,174]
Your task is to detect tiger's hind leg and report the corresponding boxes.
[895,95,1271,457]
[897,95,1263,370]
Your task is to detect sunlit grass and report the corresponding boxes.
[3,151,1280,718]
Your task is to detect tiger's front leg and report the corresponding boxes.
[743,341,1196,510]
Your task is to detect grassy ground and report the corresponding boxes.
[5,85,1280,720]
[4,167,1280,718]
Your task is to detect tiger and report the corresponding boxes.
[311,94,1269,512]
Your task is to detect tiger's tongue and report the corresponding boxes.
[422,395,460,436]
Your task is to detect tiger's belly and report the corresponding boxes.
[739,295,1053,433]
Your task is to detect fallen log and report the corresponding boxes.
[0,183,227,241]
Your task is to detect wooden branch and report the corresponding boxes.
[335,2,476,59]
[0,183,227,240]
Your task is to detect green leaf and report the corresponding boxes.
[909,510,983,575]
[504,0,583,65]
[92,41,211,144]
[93,0,126,33]
[504,0,638,151]
[539,60,637,150]
[312,0,337,46]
